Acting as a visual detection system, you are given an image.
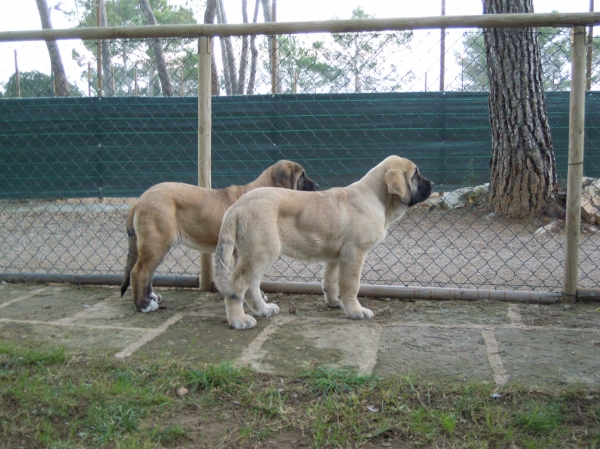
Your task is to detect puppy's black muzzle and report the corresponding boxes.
[300,174,319,191]
[409,177,434,207]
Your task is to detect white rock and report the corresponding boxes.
[438,184,489,210]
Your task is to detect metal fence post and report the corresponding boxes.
[198,35,213,291]
[563,26,587,303]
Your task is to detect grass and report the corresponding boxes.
[1,343,599,448]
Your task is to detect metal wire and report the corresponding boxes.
[1,29,599,293]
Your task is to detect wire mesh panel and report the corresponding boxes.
[1,28,599,293]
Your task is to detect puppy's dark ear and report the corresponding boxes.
[274,164,294,189]
[384,169,410,203]
[292,165,305,190]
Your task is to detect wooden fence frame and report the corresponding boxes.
[0,13,597,301]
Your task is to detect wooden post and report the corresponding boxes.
[270,0,278,94]
[563,26,587,303]
[96,0,102,97]
[87,61,91,97]
[134,64,138,96]
[198,36,213,292]
[439,0,445,92]
[14,50,20,98]
[586,0,594,90]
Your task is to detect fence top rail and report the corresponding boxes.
[1,12,600,43]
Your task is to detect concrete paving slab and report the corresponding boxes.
[393,300,512,326]
[0,286,112,321]
[241,317,381,376]
[375,325,494,381]
[0,283,48,307]
[131,314,263,364]
[0,320,145,354]
[516,302,600,328]
[0,282,599,389]
[496,327,600,387]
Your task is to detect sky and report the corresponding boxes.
[0,0,597,93]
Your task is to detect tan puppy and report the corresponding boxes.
[121,160,319,312]
[214,156,433,329]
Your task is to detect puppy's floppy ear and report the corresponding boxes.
[384,169,409,203]
[291,165,304,190]
[274,163,294,189]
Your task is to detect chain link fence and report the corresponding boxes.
[1,26,599,293]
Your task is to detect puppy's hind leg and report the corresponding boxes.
[226,249,279,329]
[245,280,279,317]
[131,234,172,313]
[322,261,342,308]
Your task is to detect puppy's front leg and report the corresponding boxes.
[338,256,373,320]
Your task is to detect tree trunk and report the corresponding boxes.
[246,0,260,95]
[204,0,220,96]
[217,0,238,95]
[35,0,69,96]
[139,0,173,97]
[261,0,279,93]
[99,0,114,96]
[483,0,558,219]
[237,0,250,95]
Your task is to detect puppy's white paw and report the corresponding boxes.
[149,292,162,303]
[256,303,279,317]
[141,300,159,313]
[346,307,374,320]
[229,314,257,330]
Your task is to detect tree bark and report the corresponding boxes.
[246,0,260,95]
[35,0,70,96]
[237,0,250,95]
[99,0,114,96]
[261,0,279,93]
[217,0,238,95]
[204,0,220,96]
[483,0,558,218]
[139,0,173,97]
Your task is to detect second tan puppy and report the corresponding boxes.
[121,160,319,312]
[214,155,433,329]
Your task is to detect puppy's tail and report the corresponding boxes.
[214,209,239,299]
[120,207,138,297]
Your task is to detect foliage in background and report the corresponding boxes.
[70,0,197,96]
[456,26,600,92]
[262,7,414,95]
[0,70,82,98]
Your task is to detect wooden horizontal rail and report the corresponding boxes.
[2,13,600,42]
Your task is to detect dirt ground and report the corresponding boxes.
[1,281,598,389]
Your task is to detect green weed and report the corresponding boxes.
[0,343,67,366]
[303,366,377,396]
[184,361,248,392]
